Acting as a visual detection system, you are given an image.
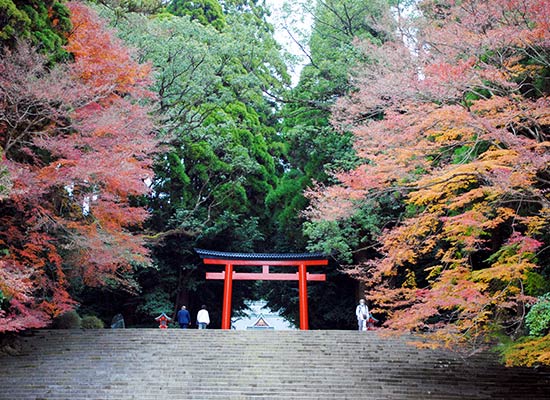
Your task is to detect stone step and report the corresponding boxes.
[0,329,549,400]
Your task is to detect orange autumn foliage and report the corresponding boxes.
[307,0,550,361]
[0,2,157,331]
[65,2,152,99]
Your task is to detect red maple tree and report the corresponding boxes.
[0,2,157,331]
[308,0,550,359]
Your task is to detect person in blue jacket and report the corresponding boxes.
[177,305,191,329]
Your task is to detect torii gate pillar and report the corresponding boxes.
[221,263,234,331]
[298,263,309,330]
[196,249,328,330]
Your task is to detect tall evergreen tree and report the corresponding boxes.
[268,0,392,250]
[0,0,72,61]
[261,0,393,329]
[90,1,290,326]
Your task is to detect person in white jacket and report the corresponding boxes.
[197,305,210,329]
[355,299,369,331]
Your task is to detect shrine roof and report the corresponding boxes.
[195,248,328,261]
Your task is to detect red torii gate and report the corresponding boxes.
[195,249,328,330]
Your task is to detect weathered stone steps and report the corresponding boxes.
[0,329,548,399]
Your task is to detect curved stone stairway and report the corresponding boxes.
[0,329,549,399]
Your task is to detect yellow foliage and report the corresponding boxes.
[425,264,443,282]
[447,187,491,210]
[430,127,475,143]
[382,215,441,266]
[482,207,516,229]
[478,148,518,162]
[527,212,550,235]
[403,268,417,288]
[505,335,550,367]
[438,248,468,266]
[408,169,479,207]
[472,259,534,283]
[506,60,545,81]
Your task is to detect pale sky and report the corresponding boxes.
[265,0,313,86]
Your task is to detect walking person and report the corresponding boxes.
[196,305,210,329]
[356,298,369,331]
[177,305,191,329]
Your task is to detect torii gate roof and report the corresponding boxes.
[195,248,328,261]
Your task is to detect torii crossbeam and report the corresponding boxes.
[195,249,328,330]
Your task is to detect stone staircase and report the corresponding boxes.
[0,329,549,399]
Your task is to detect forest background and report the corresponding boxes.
[0,0,549,367]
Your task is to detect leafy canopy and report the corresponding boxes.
[0,2,157,332]
[306,0,550,363]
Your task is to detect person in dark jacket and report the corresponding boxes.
[177,305,191,329]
